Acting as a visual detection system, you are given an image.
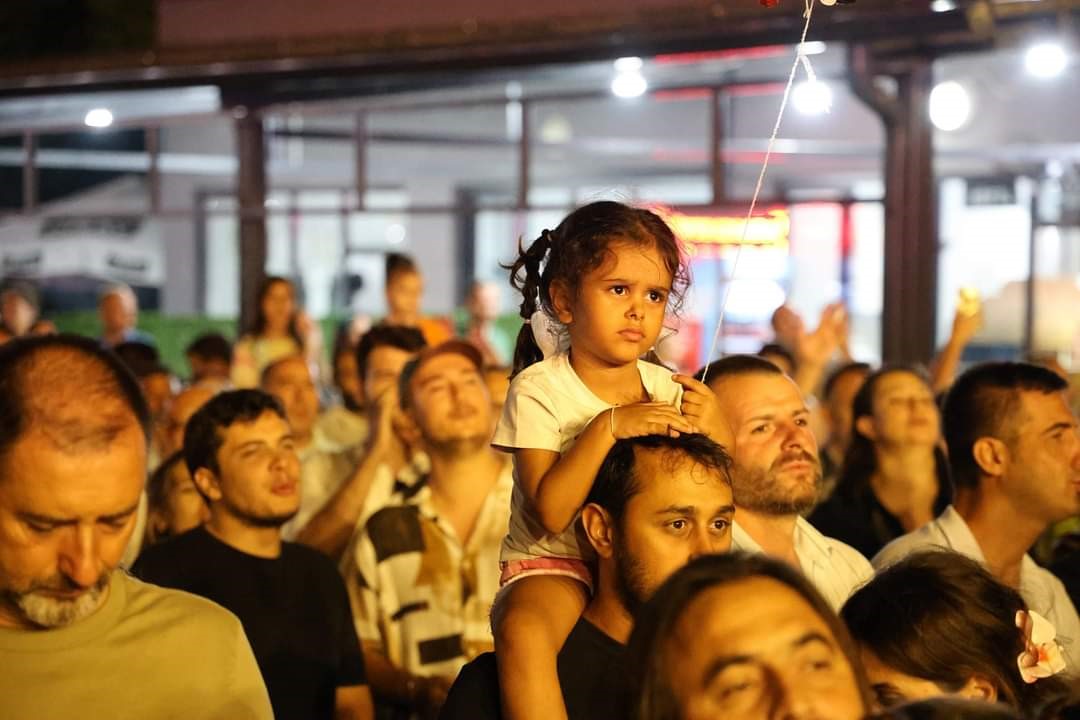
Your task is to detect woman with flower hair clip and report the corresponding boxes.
[842,551,1073,715]
[489,201,732,720]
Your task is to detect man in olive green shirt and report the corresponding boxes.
[0,335,271,720]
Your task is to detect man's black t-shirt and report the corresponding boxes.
[134,526,366,720]
[439,617,625,720]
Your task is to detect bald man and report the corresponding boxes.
[0,335,271,720]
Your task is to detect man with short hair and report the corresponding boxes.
[440,432,735,719]
[98,283,155,348]
[135,390,373,720]
[874,361,1080,669]
[298,326,428,557]
[186,332,234,383]
[0,335,271,720]
[704,355,872,609]
[341,340,511,719]
[261,355,356,539]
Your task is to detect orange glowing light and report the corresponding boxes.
[663,208,791,250]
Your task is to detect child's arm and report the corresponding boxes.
[518,401,698,535]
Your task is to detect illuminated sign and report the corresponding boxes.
[662,208,791,252]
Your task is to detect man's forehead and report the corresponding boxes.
[718,374,805,419]
[220,411,289,444]
[413,354,480,385]
[1017,388,1073,426]
[369,345,415,369]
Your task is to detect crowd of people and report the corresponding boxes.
[3,201,1080,720]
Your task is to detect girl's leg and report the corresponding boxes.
[491,574,589,720]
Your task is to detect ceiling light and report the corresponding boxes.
[1025,42,1068,79]
[792,80,833,115]
[929,81,971,131]
[84,108,113,128]
[613,57,643,73]
[612,72,648,99]
[930,0,956,12]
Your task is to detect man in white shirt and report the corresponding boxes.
[874,361,1080,669]
[704,355,872,609]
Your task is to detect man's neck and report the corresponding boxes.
[426,446,504,541]
[954,487,1044,589]
[581,584,633,645]
[737,508,801,567]
[206,512,283,559]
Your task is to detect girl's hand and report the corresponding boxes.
[610,401,697,439]
[673,375,734,449]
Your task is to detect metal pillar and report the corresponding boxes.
[22,131,36,213]
[146,126,161,214]
[516,99,530,211]
[850,47,938,365]
[710,88,726,205]
[235,110,268,334]
[354,111,367,210]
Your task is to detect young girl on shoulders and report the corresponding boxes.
[491,200,730,720]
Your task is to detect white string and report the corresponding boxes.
[699,0,819,383]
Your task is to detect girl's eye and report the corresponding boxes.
[610,286,627,295]
[669,520,687,531]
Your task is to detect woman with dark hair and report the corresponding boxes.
[232,276,321,387]
[626,552,870,720]
[809,365,951,559]
[842,552,1072,715]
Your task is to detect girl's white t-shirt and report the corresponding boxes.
[492,352,683,563]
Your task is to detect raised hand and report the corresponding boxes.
[673,374,733,448]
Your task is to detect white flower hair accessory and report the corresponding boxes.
[1016,610,1067,684]
[528,309,569,359]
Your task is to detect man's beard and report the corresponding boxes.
[732,449,822,516]
[612,534,652,617]
[2,573,110,628]
[224,498,298,529]
[427,435,489,458]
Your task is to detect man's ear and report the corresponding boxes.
[972,436,1009,479]
[957,674,998,703]
[854,415,876,442]
[549,280,574,326]
[192,467,222,503]
[581,503,616,560]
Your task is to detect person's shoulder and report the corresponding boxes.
[133,528,208,576]
[441,652,501,720]
[804,522,873,579]
[510,354,567,387]
[283,541,346,581]
[871,525,941,570]
[119,572,244,634]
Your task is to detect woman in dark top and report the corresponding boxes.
[809,366,951,560]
